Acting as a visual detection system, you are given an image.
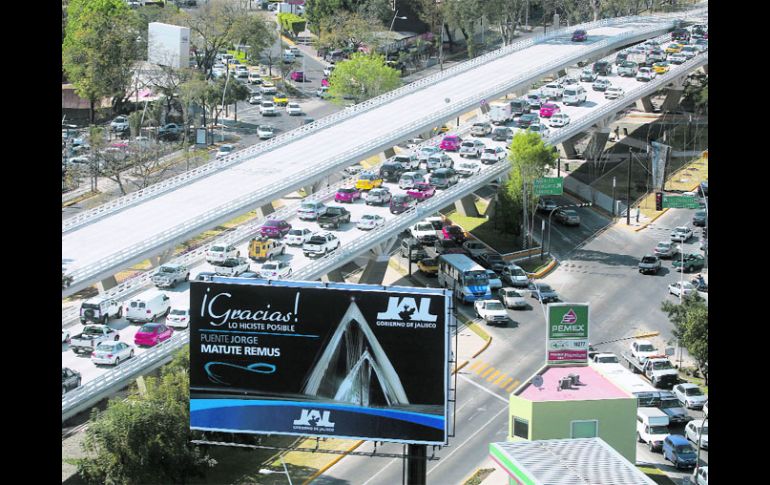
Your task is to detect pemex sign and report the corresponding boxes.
[546,303,589,365]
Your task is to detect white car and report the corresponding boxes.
[480,146,506,164]
[257,260,293,279]
[212,63,227,78]
[692,466,708,485]
[410,222,438,243]
[474,299,509,326]
[167,308,190,329]
[668,52,687,64]
[62,329,71,344]
[680,46,698,60]
[213,257,250,277]
[604,86,625,100]
[285,228,314,246]
[91,341,135,366]
[685,419,708,449]
[636,67,656,82]
[486,269,503,290]
[206,244,240,264]
[286,102,302,116]
[248,94,262,104]
[343,164,364,176]
[257,125,274,139]
[670,226,693,242]
[323,64,335,77]
[416,145,441,162]
[297,200,327,220]
[540,82,563,99]
[673,383,708,409]
[260,101,277,116]
[459,139,485,158]
[110,115,129,132]
[528,123,549,138]
[357,214,385,230]
[548,113,571,128]
[498,287,527,309]
[629,340,659,364]
[669,281,696,297]
[216,144,234,159]
[260,81,277,94]
[455,160,482,177]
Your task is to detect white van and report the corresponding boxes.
[125,293,172,323]
[283,50,295,63]
[248,71,262,84]
[636,407,670,452]
[399,171,427,189]
[562,85,587,106]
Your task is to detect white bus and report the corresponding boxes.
[437,254,492,304]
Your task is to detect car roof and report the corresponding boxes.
[666,434,689,444]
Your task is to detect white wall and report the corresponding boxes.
[148,22,190,69]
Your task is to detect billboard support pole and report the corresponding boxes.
[406,444,427,485]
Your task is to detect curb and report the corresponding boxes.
[530,258,559,279]
[635,208,669,232]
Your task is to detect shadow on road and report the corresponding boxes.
[568,248,640,268]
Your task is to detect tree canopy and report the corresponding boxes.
[661,295,708,384]
[327,53,402,103]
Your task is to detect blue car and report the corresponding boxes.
[662,435,698,469]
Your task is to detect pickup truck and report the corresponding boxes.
[70,324,120,355]
[303,232,340,257]
[474,299,509,326]
[317,206,351,229]
[152,263,190,288]
[622,353,679,388]
[629,339,659,364]
[213,257,250,277]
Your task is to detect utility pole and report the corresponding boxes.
[406,444,427,485]
[626,148,632,225]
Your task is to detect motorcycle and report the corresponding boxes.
[690,275,708,293]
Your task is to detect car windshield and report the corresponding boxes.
[675,445,695,455]
[265,220,283,227]
[486,302,505,310]
[338,188,355,193]
[210,245,225,252]
[362,215,376,221]
[698,426,709,435]
[170,309,187,316]
[597,356,618,363]
[300,203,318,210]
[140,325,158,333]
[160,266,177,273]
[638,344,655,352]
[288,229,304,235]
[219,146,233,153]
[685,387,703,396]
[486,271,499,279]
[96,343,116,351]
[538,284,552,292]
[416,223,433,231]
[392,195,409,203]
[504,290,521,297]
[652,361,673,370]
[262,264,278,270]
[657,242,671,249]
[465,271,489,286]
[642,257,657,263]
[649,425,668,435]
[658,398,679,409]
[511,268,526,277]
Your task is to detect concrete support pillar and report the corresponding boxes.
[359,254,391,285]
[370,236,398,257]
[379,147,396,162]
[257,202,275,218]
[302,178,326,196]
[321,268,345,283]
[150,248,175,268]
[702,64,708,75]
[559,134,583,159]
[454,194,479,217]
[421,130,434,140]
[98,275,119,292]
[557,69,567,78]
[635,95,655,113]
[585,129,610,161]
[661,87,684,112]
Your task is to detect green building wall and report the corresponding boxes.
[508,395,637,463]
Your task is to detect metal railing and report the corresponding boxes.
[64,18,681,292]
[62,331,190,422]
[61,12,697,235]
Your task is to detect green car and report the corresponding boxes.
[672,253,705,272]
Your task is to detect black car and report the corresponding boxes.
[571,29,587,42]
[517,113,539,128]
[400,237,427,261]
[435,238,468,255]
[379,161,406,182]
[479,252,507,273]
[527,282,559,302]
[692,209,707,227]
[442,225,467,244]
[62,367,82,395]
[492,127,513,141]
[593,60,612,76]
[390,194,416,214]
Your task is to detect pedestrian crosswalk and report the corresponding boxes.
[467,359,521,393]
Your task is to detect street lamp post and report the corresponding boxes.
[627,148,633,225]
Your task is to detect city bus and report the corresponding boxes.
[437,254,492,304]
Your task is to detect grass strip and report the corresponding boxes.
[463,468,495,485]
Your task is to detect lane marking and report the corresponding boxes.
[506,380,521,393]
[493,373,509,385]
[480,367,496,378]
[473,362,490,374]
[469,360,484,371]
[486,370,502,382]
[500,377,514,389]
[458,374,509,404]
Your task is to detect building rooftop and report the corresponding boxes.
[517,365,630,402]
[490,438,657,485]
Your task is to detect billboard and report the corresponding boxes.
[546,303,589,365]
[189,279,451,445]
[650,141,671,191]
[148,22,190,69]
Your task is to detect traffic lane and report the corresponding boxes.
[319,374,508,485]
[533,205,612,260]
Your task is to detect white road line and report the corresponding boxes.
[458,374,509,404]
[360,453,399,485]
[427,404,509,475]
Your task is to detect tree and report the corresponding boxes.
[356,0,393,26]
[443,0,484,59]
[62,0,140,123]
[231,11,276,65]
[75,346,216,485]
[315,10,383,54]
[481,0,527,46]
[327,53,401,103]
[507,131,558,246]
[305,0,347,35]
[661,295,708,384]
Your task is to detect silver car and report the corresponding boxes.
[498,288,528,309]
[91,341,134,366]
[654,240,679,258]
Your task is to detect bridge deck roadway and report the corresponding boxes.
[63,19,675,289]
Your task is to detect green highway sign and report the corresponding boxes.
[663,195,700,209]
[534,177,564,196]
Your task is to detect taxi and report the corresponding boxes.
[355,172,383,191]
[417,257,439,276]
[273,92,289,106]
[652,61,670,74]
[665,43,683,54]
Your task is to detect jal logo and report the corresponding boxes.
[377,297,437,322]
[293,409,335,429]
[561,309,578,324]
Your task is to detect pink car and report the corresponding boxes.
[407,182,436,201]
[134,323,173,347]
[321,78,330,87]
[334,187,362,203]
[439,134,462,151]
[290,71,305,82]
[539,103,560,118]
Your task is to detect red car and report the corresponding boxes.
[290,71,305,82]
[334,187,362,203]
[407,182,436,201]
[134,323,173,347]
[439,134,462,151]
[442,224,467,243]
[539,103,560,118]
[260,219,292,238]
